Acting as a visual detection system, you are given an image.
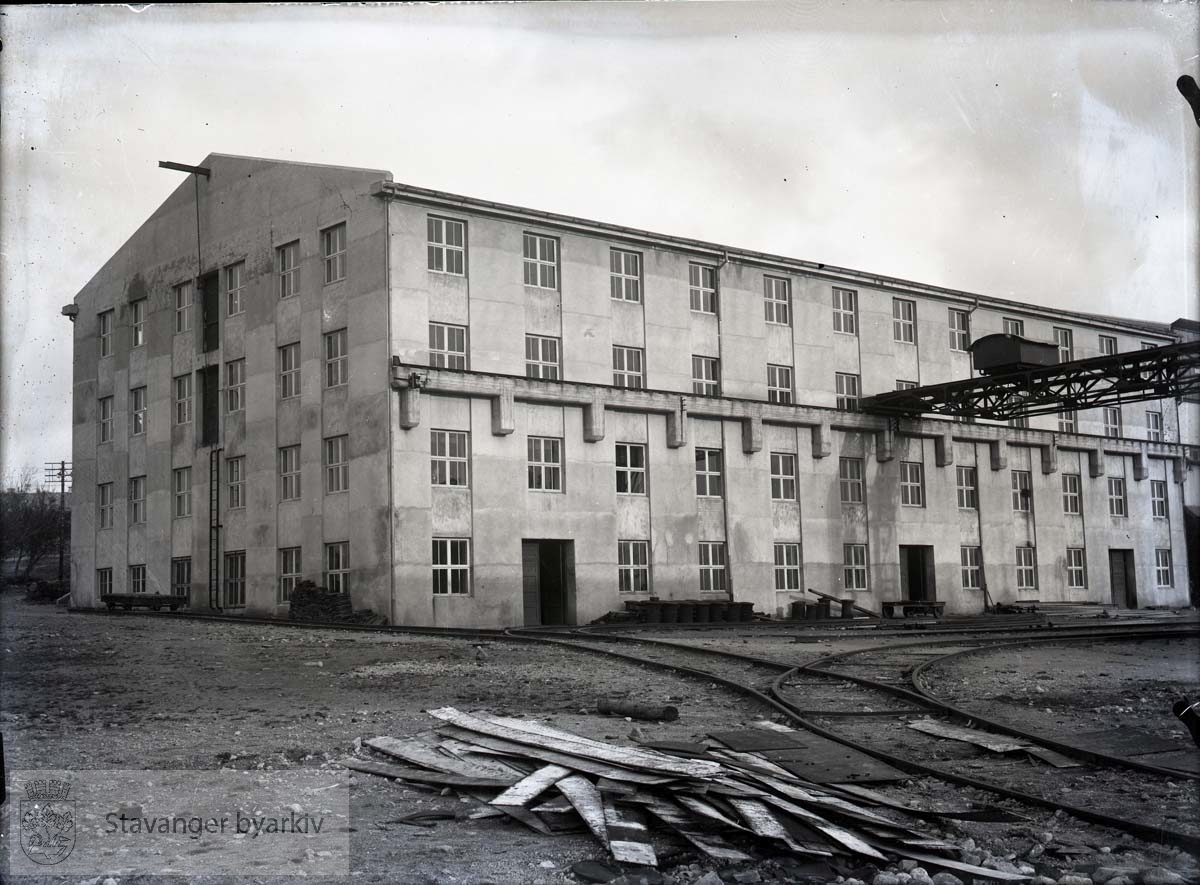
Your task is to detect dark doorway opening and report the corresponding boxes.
[1108,549,1137,609]
[899,545,936,602]
[200,272,219,353]
[199,365,219,447]
[521,540,576,626]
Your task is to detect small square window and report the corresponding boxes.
[956,466,977,509]
[325,328,348,388]
[948,308,970,351]
[98,396,113,444]
[774,543,801,591]
[960,546,982,590]
[175,282,193,334]
[1107,476,1127,517]
[843,544,868,590]
[1155,549,1173,587]
[432,538,471,595]
[1066,547,1087,589]
[227,457,245,510]
[130,387,147,437]
[173,467,192,518]
[129,475,146,524]
[325,541,349,594]
[695,448,723,497]
[97,567,113,597]
[431,430,469,488]
[174,375,192,425]
[226,359,245,413]
[767,365,793,404]
[832,288,857,334]
[770,452,797,501]
[1053,327,1073,363]
[1146,411,1163,442]
[279,343,301,399]
[131,299,147,348]
[618,540,650,593]
[1003,317,1024,337]
[129,564,147,594]
[97,483,113,530]
[98,310,114,357]
[1015,546,1038,592]
[835,373,860,411]
[1011,470,1032,512]
[615,442,646,495]
[278,547,302,603]
[900,461,925,507]
[279,445,301,501]
[1151,479,1168,518]
[1061,473,1081,514]
[325,435,349,493]
[892,298,916,344]
[225,261,246,316]
[698,542,727,592]
[1058,411,1077,434]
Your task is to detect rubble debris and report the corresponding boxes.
[597,698,680,722]
[288,580,384,624]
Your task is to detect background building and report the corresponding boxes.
[70,154,1192,626]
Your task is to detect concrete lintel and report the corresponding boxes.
[811,422,832,459]
[876,427,894,463]
[935,433,954,467]
[666,397,688,449]
[989,440,1007,471]
[583,391,606,443]
[491,387,515,436]
[1040,443,1058,475]
[1087,448,1105,478]
[1131,449,1148,482]
[398,388,421,430]
[741,416,763,454]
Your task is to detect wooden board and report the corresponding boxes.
[906,719,1032,754]
[341,756,516,789]
[366,735,521,778]
[491,764,572,807]
[602,796,657,867]
[556,775,610,849]
[643,796,752,861]
[728,797,804,851]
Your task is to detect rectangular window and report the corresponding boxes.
[610,249,641,302]
[839,457,864,504]
[98,483,113,530]
[1010,416,1029,430]
[1151,479,1168,518]
[1062,473,1081,514]
[130,386,147,436]
[279,343,300,399]
[774,543,801,591]
[1107,476,1127,517]
[324,541,349,594]
[431,429,469,488]
[227,456,245,509]
[279,445,301,501]
[1003,317,1024,337]
[171,557,191,598]
[1142,341,1158,351]
[835,373,860,411]
[618,540,650,594]
[428,323,468,370]
[689,263,718,314]
[767,364,793,404]
[226,359,245,413]
[98,396,113,444]
[278,547,301,603]
[129,475,146,524]
[956,466,978,510]
[900,461,925,507]
[427,216,466,275]
[695,447,723,497]
[692,355,720,396]
[131,298,146,348]
[97,567,112,597]
[321,222,346,284]
[432,538,471,595]
[1146,410,1163,442]
[173,374,192,425]
[224,551,246,607]
[175,282,192,334]
[99,310,113,357]
[129,564,147,595]
[173,466,192,518]
[948,308,970,351]
[895,380,918,391]
[324,328,348,388]
[612,346,645,389]
[1099,334,1117,356]
[1058,411,1077,434]
[1155,549,1174,587]
[960,546,982,591]
[698,542,727,592]
[525,334,561,381]
[832,288,857,334]
[843,544,868,590]
[523,233,559,289]
[892,298,916,344]
[527,436,563,491]
[1053,327,1073,362]
[615,442,646,495]
[324,435,349,493]
[764,276,790,325]
[225,261,245,316]
[764,452,794,502]
[1015,546,1037,592]
[1066,547,1087,589]
[1011,470,1032,512]
[277,240,300,299]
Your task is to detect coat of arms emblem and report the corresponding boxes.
[20,778,76,864]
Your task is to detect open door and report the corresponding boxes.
[521,540,576,626]
[899,545,935,602]
[1108,549,1137,609]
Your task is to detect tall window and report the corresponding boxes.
[948,308,970,351]
[695,448,723,497]
[1102,407,1121,438]
[1058,411,1077,434]
[279,343,300,399]
[523,233,558,289]
[278,547,301,603]
[774,543,801,591]
[892,298,916,344]
[1061,473,1081,514]
[960,546,982,590]
[430,430,469,487]
[698,542,727,592]
[98,396,113,444]
[692,356,720,396]
[618,540,650,593]
[226,261,245,316]
[610,249,641,302]
[839,457,864,504]
[325,541,349,594]
[131,298,147,348]
[325,328,348,388]
[525,335,560,380]
[277,240,300,299]
[321,222,347,284]
[767,364,793,404]
[615,442,646,495]
[224,551,246,607]
[835,373,860,410]
[226,359,245,413]
[1107,477,1127,516]
[98,483,113,530]
[99,310,113,357]
[279,445,301,501]
[1146,410,1163,442]
[174,375,192,425]
[1066,548,1087,589]
[770,452,797,501]
[1053,327,1073,362]
[527,437,562,491]
[689,263,718,314]
[1003,317,1024,336]
[832,288,857,334]
[956,466,978,509]
[325,435,349,493]
[432,538,470,594]
[171,557,191,598]
[429,323,468,369]
[1011,470,1032,512]
[175,282,193,334]
[97,568,113,597]
[129,475,146,524]
[612,346,645,389]
[843,544,868,590]
[763,276,790,325]
[227,456,245,509]
[129,564,147,595]
[428,217,466,275]
[1098,334,1117,356]
[173,467,192,518]
[1015,546,1037,593]
[1155,549,1174,587]
[900,461,925,507]
[1151,479,1167,518]
[130,387,147,436]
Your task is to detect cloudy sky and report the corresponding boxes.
[2,2,1197,483]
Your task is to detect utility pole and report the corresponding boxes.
[43,461,72,586]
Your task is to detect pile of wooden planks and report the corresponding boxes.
[342,708,1031,880]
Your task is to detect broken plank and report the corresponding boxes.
[728,797,804,851]
[643,796,752,862]
[907,719,1031,754]
[1024,747,1083,769]
[752,774,911,829]
[556,775,610,849]
[675,794,752,831]
[341,757,516,789]
[491,764,573,807]
[366,735,521,778]
[602,796,658,867]
[757,792,887,860]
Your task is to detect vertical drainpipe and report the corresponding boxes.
[715,251,735,603]
[383,191,396,626]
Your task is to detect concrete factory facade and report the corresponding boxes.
[69,154,1192,626]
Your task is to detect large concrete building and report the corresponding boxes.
[69,154,1193,626]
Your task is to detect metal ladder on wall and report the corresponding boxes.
[208,447,222,610]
